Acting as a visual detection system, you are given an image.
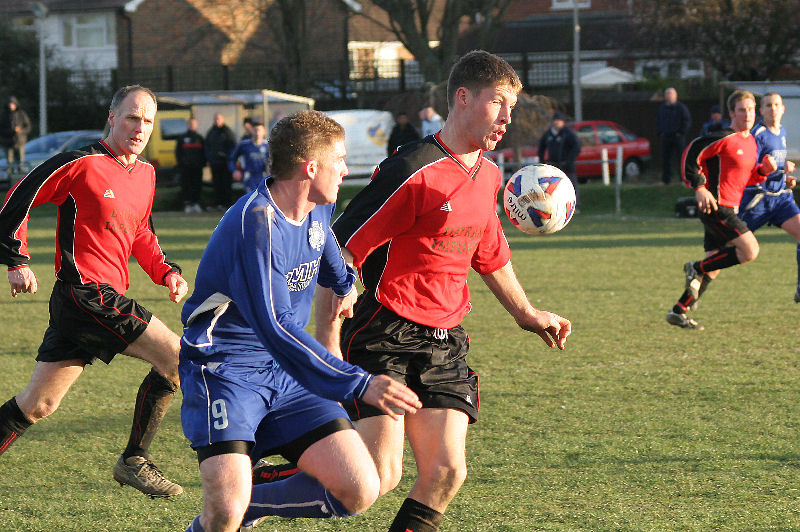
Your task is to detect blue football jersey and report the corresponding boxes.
[180,178,370,403]
[751,121,788,193]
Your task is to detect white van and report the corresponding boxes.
[324,109,394,177]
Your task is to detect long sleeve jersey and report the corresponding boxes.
[681,129,763,208]
[180,178,371,403]
[229,138,269,191]
[0,140,180,294]
[749,122,789,193]
[332,133,511,329]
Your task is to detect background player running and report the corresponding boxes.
[0,85,187,497]
[179,110,421,532]
[667,90,776,330]
[738,92,800,302]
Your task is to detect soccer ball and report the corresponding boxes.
[503,164,576,235]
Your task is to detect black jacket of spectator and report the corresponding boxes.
[387,123,421,156]
[537,126,581,175]
[0,102,32,149]
[175,130,206,167]
[655,101,691,137]
[204,124,236,165]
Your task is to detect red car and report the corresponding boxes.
[489,120,651,182]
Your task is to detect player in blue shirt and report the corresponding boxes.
[738,92,800,302]
[181,110,421,532]
[229,120,269,193]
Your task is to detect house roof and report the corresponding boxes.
[465,11,632,54]
[0,0,129,14]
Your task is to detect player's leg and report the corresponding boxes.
[354,414,407,496]
[387,408,470,532]
[778,214,800,301]
[0,360,85,456]
[188,451,253,532]
[116,314,182,496]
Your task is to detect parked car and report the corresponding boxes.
[489,120,651,182]
[0,129,104,187]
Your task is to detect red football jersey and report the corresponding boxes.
[0,141,180,294]
[333,133,510,329]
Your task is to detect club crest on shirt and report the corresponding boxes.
[308,220,325,251]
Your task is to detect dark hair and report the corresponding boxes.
[109,85,157,112]
[446,50,522,109]
[269,110,344,178]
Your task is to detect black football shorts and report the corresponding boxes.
[37,280,153,365]
[701,205,750,251]
[340,293,479,423]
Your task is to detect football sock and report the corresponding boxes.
[0,397,33,457]
[796,243,800,291]
[122,369,177,460]
[697,274,713,299]
[698,247,740,273]
[242,471,353,523]
[674,290,694,313]
[388,498,443,532]
[185,516,204,532]
[252,461,301,484]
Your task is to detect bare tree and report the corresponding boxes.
[357,0,513,84]
[629,0,800,81]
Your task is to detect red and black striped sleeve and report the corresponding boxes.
[681,129,731,190]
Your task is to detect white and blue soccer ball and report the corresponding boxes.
[503,164,576,235]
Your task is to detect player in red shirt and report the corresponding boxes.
[667,90,776,330]
[317,51,571,532]
[0,85,188,498]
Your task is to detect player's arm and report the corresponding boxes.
[0,157,75,297]
[480,260,571,350]
[682,133,725,213]
[132,214,185,301]
[316,225,358,358]
[786,160,797,188]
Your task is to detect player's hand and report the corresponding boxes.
[786,160,796,175]
[788,176,797,189]
[8,266,38,298]
[332,286,357,319]
[165,272,188,303]
[694,187,717,214]
[361,375,422,420]
[233,170,242,182]
[518,309,571,350]
[761,154,778,176]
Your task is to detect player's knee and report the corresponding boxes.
[21,395,61,422]
[375,456,403,495]
[739,242,759,263]
[202,499,248,531]
[422,460,467,498]
[336,478,380,515]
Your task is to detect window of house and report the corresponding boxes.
[551,0,591,9]
[62,13,115,48]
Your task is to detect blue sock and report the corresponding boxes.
[796,243,800,291]
[185,516,204,532]
[242,471,354,524]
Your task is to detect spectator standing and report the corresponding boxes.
[175,118,206,213]
[0,96,32,175]
[241,116,254,141]
[655,87,691,184]
[537,111,582,207]
[419,106,445,137]
[387,112,421,156]
[229,120,269,194]
[701,104,730,136]
[205,113,236,210]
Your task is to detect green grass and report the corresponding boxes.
[3,184,800,531]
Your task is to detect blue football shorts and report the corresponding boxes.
[739,189,800,231]
[179,353,350,461]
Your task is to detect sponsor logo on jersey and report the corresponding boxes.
[103,189,115,198]
[308,220,325,251]
[286,256,321,292]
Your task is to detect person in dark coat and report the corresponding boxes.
[175,118,206,213]
[204,113,236,209]
[655,87,692,184]
[538,111,582,206]
[0,96,32,174]
[387,112,420,156]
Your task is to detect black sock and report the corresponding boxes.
[252,461,302,484]
[699,247,740,273]
[0,397,33,457]
[388,498,443,532]
[674,290,694,313]
[122,369,177,460]
[697,274,713,298]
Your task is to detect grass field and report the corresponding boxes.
[3,182,800,531]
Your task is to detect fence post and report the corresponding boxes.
[601,148,610,185]
[399,59,406,93]
[615,146,623,214]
